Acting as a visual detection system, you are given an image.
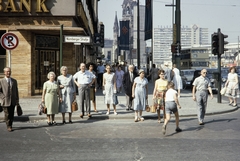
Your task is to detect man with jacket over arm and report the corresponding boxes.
[122,65,137,111]
[0,67,19,132]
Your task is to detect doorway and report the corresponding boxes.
[35,50,60,94]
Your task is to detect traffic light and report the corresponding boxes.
[99,24,104,47]
[94,33,100,44]
[219,33,228,54]
[211,32,219,55]
[171,43,181,53]
[176,43,181,54]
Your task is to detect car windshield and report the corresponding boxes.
[183,70,194,75]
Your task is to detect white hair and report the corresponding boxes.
[47,71,56,79]
[60,66,68,72]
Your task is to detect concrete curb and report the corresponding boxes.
[5,106,238,122]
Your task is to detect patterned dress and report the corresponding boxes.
[57,74,75,113]
[133,77,148,111]
[225,73,239,98]
[43,81,59,115]
[155,79,168,110]
[103,73,115,104]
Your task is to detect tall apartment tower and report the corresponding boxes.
[153,24,208,65]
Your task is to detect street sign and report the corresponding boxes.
[64,36,90,43]
[1,33,19,50]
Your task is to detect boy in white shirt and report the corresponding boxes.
[162,82,182,135]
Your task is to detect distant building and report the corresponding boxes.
[153,24,209,66]
[102,39,113,63]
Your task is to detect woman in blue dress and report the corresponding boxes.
[132,69,148,122]
[57,66,76,124]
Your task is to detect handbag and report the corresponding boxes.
[113,94,118,105]
[38,102,47,115]
[220,87,227,95]
[71,100,78,112]
[16,104,23,116]
[0,103,2,113]
[150,105,156,113]
[145,99,150,112]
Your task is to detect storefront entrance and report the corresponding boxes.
[35,50,60,94]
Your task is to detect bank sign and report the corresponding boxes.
[0,0,76,16]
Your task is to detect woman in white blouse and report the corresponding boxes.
[225,67,239,107]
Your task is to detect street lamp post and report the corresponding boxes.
[137,0,140,69]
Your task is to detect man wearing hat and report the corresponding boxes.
[122,65,137,111]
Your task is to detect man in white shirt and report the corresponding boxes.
[97,63,105,89]
[73,63,96,118]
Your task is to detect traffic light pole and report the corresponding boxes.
[217,28,221,103]
[175,0,181,69]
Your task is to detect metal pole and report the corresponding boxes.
[137,0,140,69]
[60,24,63,68]
[217,28,221,103]
[8,50,11,67]
[175,0,181,69]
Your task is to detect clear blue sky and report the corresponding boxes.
[98,0,240,43]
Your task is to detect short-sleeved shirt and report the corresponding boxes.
[97,65,105,73]
[165,88,177,102]
[192,76,211,91]
[73,70,96,84]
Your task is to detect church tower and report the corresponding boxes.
[112,12,119,63]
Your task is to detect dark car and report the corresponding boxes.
[180,69,195,88]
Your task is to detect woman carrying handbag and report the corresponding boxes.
[57,66,76,124]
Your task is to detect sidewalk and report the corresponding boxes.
[0,82,238,122]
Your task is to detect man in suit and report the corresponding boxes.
[122,65,137,111]
[0,67,19,132]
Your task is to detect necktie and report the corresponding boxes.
[8,78,11,95]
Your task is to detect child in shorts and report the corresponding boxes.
[162,82,182,135]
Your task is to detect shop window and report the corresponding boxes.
[35,35,59,49]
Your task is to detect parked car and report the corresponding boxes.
[180,69,195,88]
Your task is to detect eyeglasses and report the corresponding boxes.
[160,74,164,75]
[203,72,207,74]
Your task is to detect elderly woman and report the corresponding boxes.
[153,70,168,123]
[225,66,239,107]
[57,66,76,124]
[132,69,148,122]
[42,72,61,125]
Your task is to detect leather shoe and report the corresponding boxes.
[7,127,12,132]
[126,108,129,111]
[199,122,205,125]
[88,114,92,118]
[80,114,83,118]
[130,108,134,111]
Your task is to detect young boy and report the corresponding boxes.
[162,82,182,135]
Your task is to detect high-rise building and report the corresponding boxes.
[153,24,209,65]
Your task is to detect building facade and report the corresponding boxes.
[153,24,209,66]
[0,0,100,97]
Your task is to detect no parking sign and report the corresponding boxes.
[1,32,19,50]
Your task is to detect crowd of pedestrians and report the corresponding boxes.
[0,63,237,135]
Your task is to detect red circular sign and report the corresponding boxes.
[1,33,19,50]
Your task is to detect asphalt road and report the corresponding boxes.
[0,109,239,161]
